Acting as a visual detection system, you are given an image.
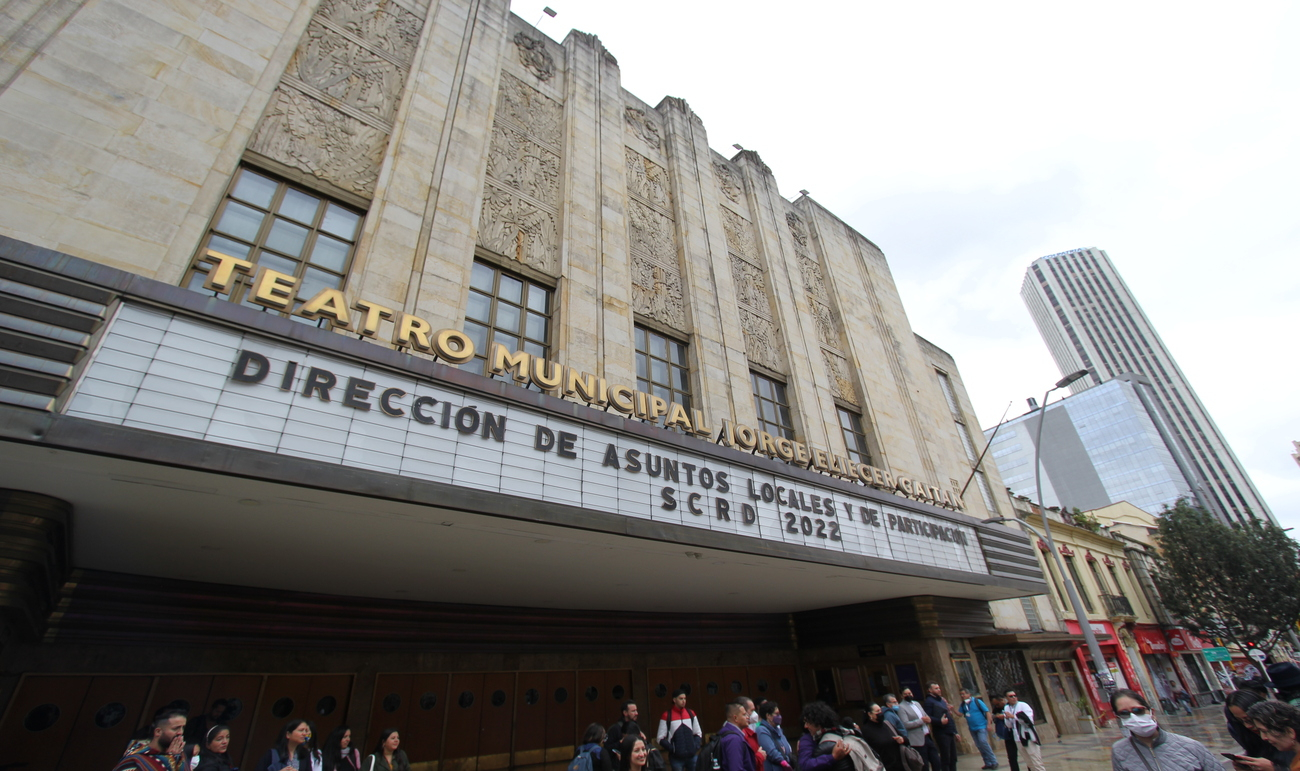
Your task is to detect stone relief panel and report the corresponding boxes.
[485,123,560,205]
[721,207,757,261]
[249,88,388,195]
[625,148,671,210]
[740,308,784,372]
[289,21,405,122]
[798,254,828,306]
[730,255,768,312]
[476,185,559,275]
[631,255,686,331]
[496,73,563,147]
[713,161,742,204]
[786,211,809,250]
[822,348,859,406]
[513,32,555,81]
[628,200,676,264]
[624,107,661,149]
[812,302,837,352]
[319,0,423,62]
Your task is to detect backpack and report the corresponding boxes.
[696,733,723,771]
[666,711,702,757]
[568,743,599,771]
[820,732,883,771]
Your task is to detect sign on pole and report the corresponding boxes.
[1202,647,1232,662]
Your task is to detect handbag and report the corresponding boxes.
[887,723,923,771]
[645,746,667,771]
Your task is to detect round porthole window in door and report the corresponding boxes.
[25,704,60,732]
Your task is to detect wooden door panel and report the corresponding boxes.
[145,674,214,733]
[443,673,485,769]
[404,673,448,765]
[306,675,352,740]
[544,671,575,762]
[205,675,263,765]
[57,675,152,771]
[477,672,514,770]
[0,675,92,770]
[244,675,314,769]
[513,671,549,760]
[368,674,414,756]
[697,666,728,734]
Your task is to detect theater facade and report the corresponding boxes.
[0,0,1045,768]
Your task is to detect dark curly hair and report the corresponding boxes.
[1246,701,1300,740]
[800,701,840,731]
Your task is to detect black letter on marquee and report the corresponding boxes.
[557,431,578,459]
[342,377,375,411]
[279,361,297,391]
[602,444,621,469]
[624,449,642,473]
[301,367,336,401]
[482,412,506,442]
[742,504,757,525]
[535,425,555,452]
[716,472,729,494]
[660,486,677,510]
[687,493,703,515]
[716,498,730,520]
[411,396,437,424]
[455,406,480,435]
[380,388,406,417]
[231,350,269,383]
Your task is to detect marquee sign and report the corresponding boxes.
[63,303,990,576]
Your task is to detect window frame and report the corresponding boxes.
[836,406,871,465]
[750,371,795,441]
[182,165,365,322]
[461,259,554,380]
[635,323,693,417]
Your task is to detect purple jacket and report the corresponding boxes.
[719,722,756,771]
[797,732,835,771]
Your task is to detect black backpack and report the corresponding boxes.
[696,733,722,771]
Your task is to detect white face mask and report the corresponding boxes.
[749,711,760,726]
[1121,713,1158,738]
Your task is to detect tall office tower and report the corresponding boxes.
[1021,247,1273,525]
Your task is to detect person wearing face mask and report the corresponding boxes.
[957,689,998,771]
[756,701,793,770]
[737,697,765,771]
[860,703,906,771]
[896,689,940,771]
[1109,689,1221,771]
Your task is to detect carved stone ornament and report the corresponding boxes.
[730,255,769,314]
[513,32,555,81]
[249,87,388,195]
[822,349,859,406]
[477,184,559,275]
[290,21,405,122]
[786,211,809,251]
[625,148,671,210]
[714,161,742,204]
[628,200,676,264]
[486,123,561,206]
[721,207,756,260]
[798,255,829,305]
[624,106,661,149]
[497,73,562,148]
[813,301,837,348]
[740,308,784,372]
[631,254,686,331]
[319,0,423,63]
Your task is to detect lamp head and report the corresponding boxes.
[1055,369,1089,389]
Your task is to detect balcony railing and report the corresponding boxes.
[1102,593,1136,618]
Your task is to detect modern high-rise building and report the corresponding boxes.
[1021,247,1273,525]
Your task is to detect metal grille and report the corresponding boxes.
[975,650,1044,723]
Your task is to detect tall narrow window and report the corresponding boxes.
[1088,560,1110,595]
[936,369,997,513]
[1107,564,1128,599]
[184,167,363,320]
[462,260,552,378]
[636,326,691,414]
[751,372,794,440]
[837,407,871,465]
[1063,556,1095,613]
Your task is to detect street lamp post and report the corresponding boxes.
[998,368,1116,697]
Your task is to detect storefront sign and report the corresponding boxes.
[1202,647,1232,662]
[1133,626,1170,654]
[1165,629,1204,650]
[64,304,991,575]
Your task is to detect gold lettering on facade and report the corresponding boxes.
[664,402,693,432]
[432,329,475,364]
[251,269,298,310]
[200,250,255,292]
[394,312,434,351]
[530,356,563,391]
[490,344,531,382]
[607,384,635,415]
[353,300,395,338]
[297,288,352,326]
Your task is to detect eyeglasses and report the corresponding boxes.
[1006,694,1017,699]
[1116,707,1150,718]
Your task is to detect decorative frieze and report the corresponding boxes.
[721,207,757,262]
[289,21,406,123]
[319,0,423,62]
[730,256,767,311]
[740,308,784,372]
[485,123,561,206]
[631,253,686,331]
[249,88,388,195]
[714,161,743,204]
[496,73,563,148]
[476,184,559,275]
[822,348,858,406]
[513,32,555,81]
[625,148,671,211]
[624,107,661,149]
[787,210,861,403]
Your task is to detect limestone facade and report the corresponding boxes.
[0,0,1010,520]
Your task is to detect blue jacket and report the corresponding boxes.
[756,720,792,765]
[883,706,907,737]
[924,695,957,736]
[958,698,992,730]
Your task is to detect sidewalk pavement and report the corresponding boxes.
[955,707,1239,771]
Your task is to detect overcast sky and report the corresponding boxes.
[513,0,1300,529]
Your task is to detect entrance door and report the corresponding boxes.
[975,651,1044,723]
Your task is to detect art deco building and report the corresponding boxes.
[1021,248,1273,525]
[0,1,1052,767]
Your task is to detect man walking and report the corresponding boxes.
[923,683,957,771]
[1001,690,1044,771]
[897,688,941,771]
[958,689,998,770]
[113,710,188,771]
[658,689,703,771]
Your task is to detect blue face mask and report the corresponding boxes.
[774,715,783,726]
